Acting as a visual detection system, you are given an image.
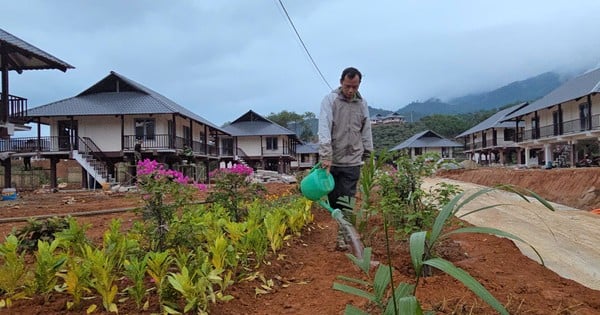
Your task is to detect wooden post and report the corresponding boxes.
[2,157,11,188]
[50,157,59,190]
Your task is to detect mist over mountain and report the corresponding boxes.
[369,71,567,121]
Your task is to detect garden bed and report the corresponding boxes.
[0,178,598,314]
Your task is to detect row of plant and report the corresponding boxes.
[333,152,554,314]
[0,159,314,314]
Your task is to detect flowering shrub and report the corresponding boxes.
[207,164,266,221]
[136,159,206,250]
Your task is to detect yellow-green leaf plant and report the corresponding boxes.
[146,250,173,308]
[82,244,119,313]
[0,235,29,307]
[56,256,92,311]
[32,239,66,301]
[264,209,287,253]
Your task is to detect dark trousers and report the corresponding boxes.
[328,165,361,211]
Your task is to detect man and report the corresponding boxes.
[318,67,373,212]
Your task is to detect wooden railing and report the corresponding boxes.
[0,93,28,123]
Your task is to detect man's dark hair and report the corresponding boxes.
[340,67,362,82]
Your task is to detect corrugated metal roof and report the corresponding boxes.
[27,71,227,133]
[504,67,600,120]
[0,28,74,72]
[456,102,528,137]
[390,130,462,151]
[296,143,319,154]
[223,110,298,137]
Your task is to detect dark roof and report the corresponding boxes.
[390,130,462,151]
[456,102,528,137]
[27,71,226,133]
[296,143,319,154]
[222,110,298,137]
[0,28,74,72]
[504,67,600,120]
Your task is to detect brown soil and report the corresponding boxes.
[0,171,598,314]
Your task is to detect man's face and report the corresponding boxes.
[340,75,360,100]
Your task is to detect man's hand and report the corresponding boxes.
[320,160,332,172]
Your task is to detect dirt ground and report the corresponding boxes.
[0,170,599,314]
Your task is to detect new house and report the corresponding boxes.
[502,67,600,168]
[222,110,299,173]
[390,130,462,159]
[13,71,231,188]
[456,102,528,165]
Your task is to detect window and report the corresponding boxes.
[222,138,233,155]
[183,126,191,144]
[266,137,278,150]
[135,118,155,140]
[504,129,515,141]
[579,102,590,131]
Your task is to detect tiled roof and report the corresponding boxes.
[0,28,74,72]
[390,130,462,151]
[456,102,528,137]
[27,71,226,133]
[504,67,600,120]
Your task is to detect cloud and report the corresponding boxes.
[2,0,600,131]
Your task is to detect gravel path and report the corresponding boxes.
[423,177,600,290]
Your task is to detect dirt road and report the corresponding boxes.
[424,176,600,290]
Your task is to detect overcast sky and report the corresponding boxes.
[4,0,600,129]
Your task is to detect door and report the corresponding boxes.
[58,120,78,151]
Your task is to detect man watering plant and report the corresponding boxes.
[318,67,373,212]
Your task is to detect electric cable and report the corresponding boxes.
[276,0,333,90]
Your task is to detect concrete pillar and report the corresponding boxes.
[524,147,530,166]
[499,149,505,165]
[570,140,576,168]
[544,144,553,168]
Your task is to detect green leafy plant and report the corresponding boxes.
[53,217,92,257]
[377,153,440,237]
[123,255,149,310]
[13,216,70,252]
[102,219,140,272]
[146,250,173,308]
[166,262,228,314]
[207,164,266,221]
[136,159,202,251]
[335,185,556,314]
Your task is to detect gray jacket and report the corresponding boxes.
[318,88,373,167]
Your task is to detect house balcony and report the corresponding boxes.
[519,114,600,143]
[261,146,296,157]
[123,134,223,157]
[0,93,28,124]
[0,136,62,153]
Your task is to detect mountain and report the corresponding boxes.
[447,71,565,112]
[367,71,566,121]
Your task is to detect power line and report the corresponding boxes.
[276,0,333,91]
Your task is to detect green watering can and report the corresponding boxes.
[300,162,364,259]
[300,162,342,219]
